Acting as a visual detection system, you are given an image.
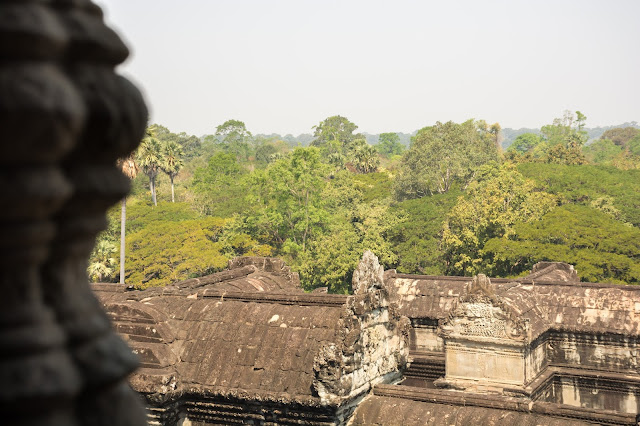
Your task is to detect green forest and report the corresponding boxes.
[90,112,640,293]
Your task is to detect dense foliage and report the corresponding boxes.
[442,164,557,275]
[394,120,499,199]
[483,205,640,284]
[90,112,640,291]
[517,163,640,227]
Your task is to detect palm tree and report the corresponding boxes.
[160,140,184,202]
[117,154,139,284]
[137,134,163,206]
[351,140,380,173]
[88,240,117,282]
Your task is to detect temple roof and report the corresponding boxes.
[387,262,640,339]
[350,385,634,425]
[93,258,345,402]
[92,254,408,407]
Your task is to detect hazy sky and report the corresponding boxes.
[96,0,640,136]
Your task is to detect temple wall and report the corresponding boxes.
[409,325,640,384]
[549,376,640,415]
[313,251,411,408]
[548,332,640,372]
[445,339,525,387]
[409,323,443,352]
[525,337,548,384]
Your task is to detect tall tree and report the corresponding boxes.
[583,139,623,165]
[350,138,380,173]
[124,211,272,289]
[394,120,500,200]
[489,122,503,149]
[483,204,640,284]
[192,152,248,216]
[117,154,139,284]
[160,140,184,202]
[543,142,587,165]
[311,115,363,165]
[541,110,588,147]
[215,119,253,161]
[149,123,201,160]
[629,133,640,157]
[507,133,543,153]
[441,164,557,275]
[311,115,358,146]
[599,127,640,147]
[247,147,329,254]
[137,134,163,206]
[376,132,404,157]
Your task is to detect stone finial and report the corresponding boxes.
[528,261,579,283]
[467,274,494,297]
[352,250,385,295]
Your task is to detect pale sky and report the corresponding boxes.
[96,0,640,137]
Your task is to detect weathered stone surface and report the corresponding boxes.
[389,269,640,340]
[383,265,640,423]
[94,252,409,424]
[95,256,640,424]
[0,0,147,424]
[527,261,579,283]
[351,250,385,295]
[350,385,635,425]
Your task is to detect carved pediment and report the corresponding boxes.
[439,275,529,342]
[456,302,509,338]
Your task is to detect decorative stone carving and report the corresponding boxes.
[466,273,495,298]
[440,275,529,342]
[352,249,385,295]
[314,251,410,406]
[0,1,147,424]
[527,261,579,283]
[435,275,536,392]
[0,4,83,424]
[458,303,508,338]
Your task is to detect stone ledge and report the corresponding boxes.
[373,384,637,425]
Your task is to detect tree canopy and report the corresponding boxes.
[441,164,557,275]
[376,132,404,157]
[91,115,640,293]
[508,132,543,154]
[483,204,640,284]
[600,127,640,147]
[160,140,184,202]
[192,152,248,217]
[311,115,359,147]
[247,147,330,255]
[394,120,500,200]
[215,119,253,161]
[137,134,163,206]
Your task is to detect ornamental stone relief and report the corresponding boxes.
[459,303,508,339]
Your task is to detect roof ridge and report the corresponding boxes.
[200,288,349,307]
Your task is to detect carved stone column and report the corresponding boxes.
[0,1,83,424]
[0,0,148,424]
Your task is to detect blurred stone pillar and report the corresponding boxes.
[0,1,148,425]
